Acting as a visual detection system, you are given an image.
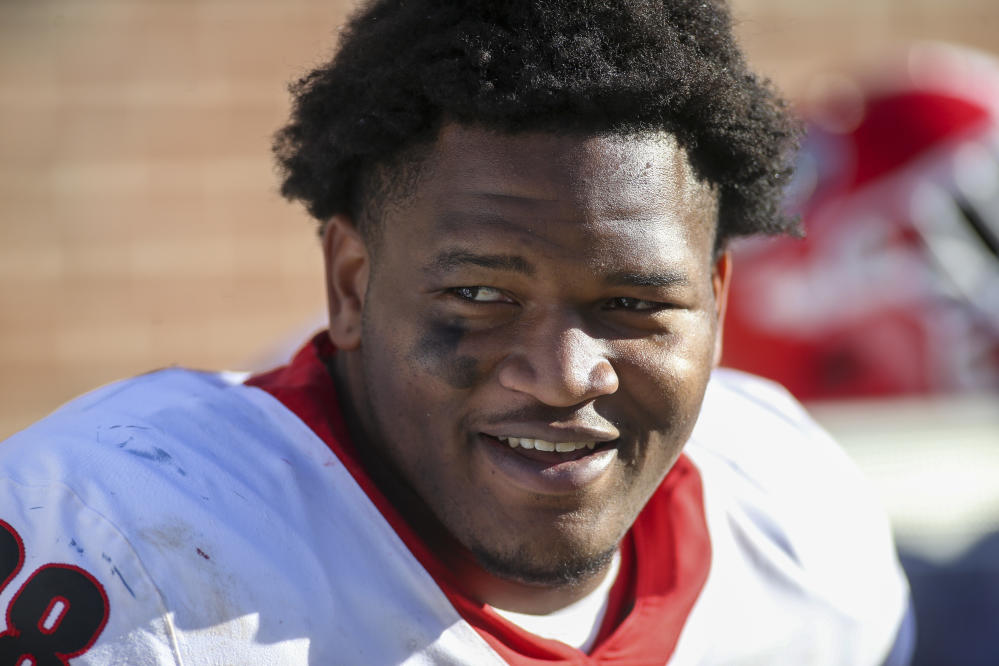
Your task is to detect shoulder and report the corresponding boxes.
[0,369,309,535]
[675,368,911,665]
[0,368,503,664]
[692,366,830,455]
[0,369,328,663]
[687,367,878,513]
[8,367,268,448]
[0,367,324,510]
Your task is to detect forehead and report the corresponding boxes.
[376,125,719,261]
[427,125,712,212]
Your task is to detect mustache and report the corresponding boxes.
[475,402,620,432]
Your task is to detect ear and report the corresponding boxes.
[711,251,732,367]
[322,214,369,351]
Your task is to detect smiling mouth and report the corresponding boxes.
[477,433,618,493]
[498,436,597,453]
[480,433,614,467]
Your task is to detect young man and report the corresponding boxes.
[0,1,912,663]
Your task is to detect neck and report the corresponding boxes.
[330,352,615,614]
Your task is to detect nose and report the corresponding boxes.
[496,317,619,407]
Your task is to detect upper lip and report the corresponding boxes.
[480,423,620,444]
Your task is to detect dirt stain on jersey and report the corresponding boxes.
[96,424,150,447]
[101,552,136,598]
[98,425,188,476]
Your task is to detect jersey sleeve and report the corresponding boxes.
[679,368,913,665]
[0,369,419,665]
[0,477,180,664]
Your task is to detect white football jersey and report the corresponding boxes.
[0,340,910,664]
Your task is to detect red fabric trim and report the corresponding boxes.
[0,519,26,592]
[248,333,711,663]
[591,532,636,649]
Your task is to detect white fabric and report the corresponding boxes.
[0,367,909,664]
[673,369,910,666]
[0,370,505,665]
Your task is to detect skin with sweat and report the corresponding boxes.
[325,125,730,614]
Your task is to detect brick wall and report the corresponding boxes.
[1,0,996,437]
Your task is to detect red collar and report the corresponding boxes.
[248,333,710,663]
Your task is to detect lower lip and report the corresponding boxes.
[476,434,618,495]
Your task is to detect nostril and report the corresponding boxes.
[495,322,617,405]
[589,359,619,395]
[496,352,618,406]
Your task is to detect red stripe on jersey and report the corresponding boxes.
[249,333,711,663]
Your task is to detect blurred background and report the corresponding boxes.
[1,0,997,662]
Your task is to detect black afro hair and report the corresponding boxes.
[273,0,802,247]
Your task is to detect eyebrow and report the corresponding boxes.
[428,250,536,276]
[603,271,689,288]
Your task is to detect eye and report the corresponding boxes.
[605,296,668,312]
[449,286,512,303]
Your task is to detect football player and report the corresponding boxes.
[0,1,912,663]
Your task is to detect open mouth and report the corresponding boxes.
[477,434,618,493]
[498,436,597,452]
[482,434,609,464]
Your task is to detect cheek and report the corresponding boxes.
[633,313,717,369]
[617,319,716,417]
[411,319,483,390]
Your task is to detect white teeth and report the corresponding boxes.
[498,437,597,453]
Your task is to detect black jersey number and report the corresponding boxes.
[0,520,109,665]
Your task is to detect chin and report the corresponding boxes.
[469,540,618,588]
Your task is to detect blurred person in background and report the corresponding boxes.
[723,42,999,666]
[724,42,999,400]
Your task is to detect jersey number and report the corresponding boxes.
[0,520,108,665]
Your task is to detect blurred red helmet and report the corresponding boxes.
[722,43,999,401]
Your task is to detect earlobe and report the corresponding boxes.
[711,251,732,367]
[322,214,369,351]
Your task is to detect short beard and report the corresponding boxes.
[469,542,618,588]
